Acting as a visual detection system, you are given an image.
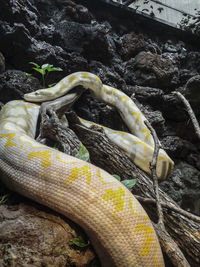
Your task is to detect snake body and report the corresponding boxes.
[0,72,173,266]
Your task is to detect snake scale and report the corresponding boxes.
[0,72,174,266]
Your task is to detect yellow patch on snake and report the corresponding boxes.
[56,153,77,165]
[105,87,116,96]
[58,82,66,94]
[21,104,34,118]
[28,151,52,170]
[131,111,140,122]
[0,106,8,118]
[102,186,125,213]
[120,95,128,103]
[70,76,76,84]
[66,165,92,185]
[134,140,150,152]
[110,131,125,137]
[133,223,154,256]
[82,72,90,78]
[129,196,148,220]
[110,88,116,96]
[154,244,163,267]
[18,136,44,149]
[0,133,17,150]
[142,128,151,140]
[97,169,108,184]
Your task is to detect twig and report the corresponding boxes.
[144,120,164,225]
[173,91,200,140]
[135,195,200,223]
[144,120,190,267]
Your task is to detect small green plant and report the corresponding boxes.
[0,194,9,204]
[75,143,90,162]
[24,72,32,77]
[112,174,121,181]
[71,235,90,248]
[29,62,63,87]
[112,174,136,190]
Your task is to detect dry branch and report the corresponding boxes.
[66,112,200,267]
[135,196,200,224]
[173,91,200,139]
[36,93,200,267]
[144,120,190,267]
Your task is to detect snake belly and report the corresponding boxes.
[0,72,168,266]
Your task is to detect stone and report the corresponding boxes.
[160,162,200,215]
[0,203,97,266]
[133,52,176,89]
[56,0,94,23]
[183,75,200,104]
[0,52,5,74]
[161,136,197,159]
[0,70,41,103]
[0,0,39,35]
[120,32,147,60]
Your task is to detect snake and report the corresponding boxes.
[0,71,174,266]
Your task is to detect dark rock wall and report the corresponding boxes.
[0,0,200,230]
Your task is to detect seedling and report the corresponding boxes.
[75,143,90,162]
[71,235,90,248]
[29,62,63,87]
[112,174,136,190]
[0,194,9,204]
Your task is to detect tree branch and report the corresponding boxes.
[173,91,200,139]
[144,120,190,267]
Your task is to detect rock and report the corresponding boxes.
[89,60,126,90]
[0,52,5,74]
[132,52,176,89]
[160,136,197,160]
[144,110,165,136]
[127,85,163,104]
[0,70,41,103]
[160,93,187,121]
[56,0,94,23]
[182,52,200,74]
[179,69,198,86]
[160,162,200,215]
[120,32,147,60]
[0,0,39,35]
[183,75,200,105]
[0,203,97,266]
[124,58,158,88]
[0,21,33,67]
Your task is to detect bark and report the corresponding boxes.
[1,92,199,266]
[66,112,200,267]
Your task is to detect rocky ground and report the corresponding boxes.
[0,0,200,266]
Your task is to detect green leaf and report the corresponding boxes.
[29,62,40,68]
[0,194,9,204]
[121,179,136,190]
[71,236,90,248]
[75,143,89,162]
[41,63,53,70]
[24,72,32,77]
[112,174,121,181]
[48,67,63,72]
[33,67,45,75]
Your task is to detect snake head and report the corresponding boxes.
[24,89,55,102]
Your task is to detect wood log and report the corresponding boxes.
[66,112,200,267]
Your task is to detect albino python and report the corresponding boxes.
[0,72,174,266]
